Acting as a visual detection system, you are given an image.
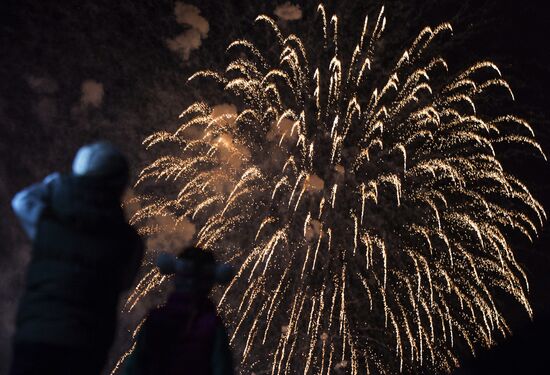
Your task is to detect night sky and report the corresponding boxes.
[1,1,549,374]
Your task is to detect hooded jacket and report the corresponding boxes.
[12,173,143,347]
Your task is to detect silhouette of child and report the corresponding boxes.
[124,247,234,375]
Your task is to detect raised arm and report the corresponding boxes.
[11,172,60,240]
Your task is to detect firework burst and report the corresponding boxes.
[129,4,546,374]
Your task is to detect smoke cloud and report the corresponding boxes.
[274,2,303,21]
[209,104,251,170]
[80,79,104,108]
[267,117,298,144]
[174,2,209,35]
[304,219,322,241]
[145,215,196,254]
[210,103,237,120]
[166,3,209,61]
[304,174,325,192]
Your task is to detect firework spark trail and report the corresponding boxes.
[128,3,546,374]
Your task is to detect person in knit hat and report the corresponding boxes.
[10,141,144,375]
[123,247,234,375]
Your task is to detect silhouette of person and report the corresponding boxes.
[10,141,144,375]
[123,247,234,375]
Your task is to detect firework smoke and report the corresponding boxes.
[129,3,546,374]
[274,2,303,22]
[166,2,209,61]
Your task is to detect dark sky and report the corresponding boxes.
[1,1,549,374]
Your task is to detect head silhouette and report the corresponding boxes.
[174,246,216,294]
[72,141,129,195]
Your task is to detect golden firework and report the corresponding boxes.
[128,4,545,374]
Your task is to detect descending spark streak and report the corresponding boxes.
[128,3,546,374]
[111,341,137,375]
